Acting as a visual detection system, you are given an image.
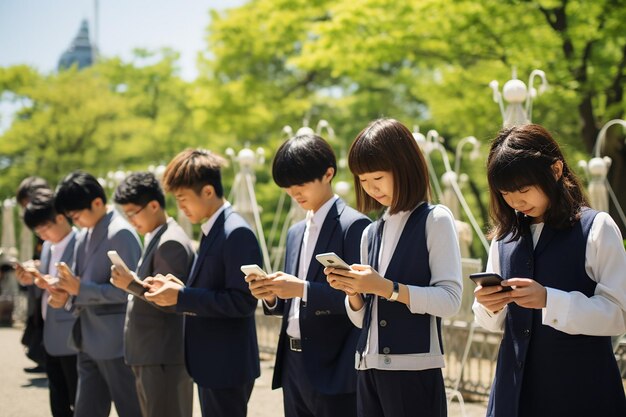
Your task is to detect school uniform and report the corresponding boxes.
[123,218,195,417]
[68,210,143,417]
[39,230,78,417]
[473,210,626,417]
[347,203,463,417]
[263,196,370,417]
[175,203,262,417]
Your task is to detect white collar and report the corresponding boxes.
[200,201,231,236]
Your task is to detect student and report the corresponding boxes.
[245,134,370,417]
[53,171,143,417]
[325,118,463,417]
[472,124,626,417]
[143,148,262,417]
[18,190,78,417]
[110,172,195,417]
[15,176,51,374]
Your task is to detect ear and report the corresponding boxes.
[54,214,65,224]
[148,200,160,211]
[91,197,104,210]
[201,184,215,199]
[322,167,335,184]
[552,160,563,180]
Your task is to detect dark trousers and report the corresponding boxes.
[74,352,141,417]
[46,352,78,417]
[198,381,254,417]
[357,368,446,417]
[132,364,193,417]
[281,346,357,417]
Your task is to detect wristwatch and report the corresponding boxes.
[388,281,399,302]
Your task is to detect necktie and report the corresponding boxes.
[356,218,385,354]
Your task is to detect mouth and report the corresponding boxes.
[521,209,533,215]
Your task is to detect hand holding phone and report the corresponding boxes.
[469,272,512,292]
[315,252,351,270]
[107,251,130,273]
[240,264,267,280]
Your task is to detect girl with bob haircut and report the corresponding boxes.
[325,118,462,417]
[473,124,626,417]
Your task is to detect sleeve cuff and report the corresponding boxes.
[301,281,309,303]
[407,285,427,314]
[472,300,508,332]
[542,287,570,329]
[262,298,278,310]
[345,295,365,328]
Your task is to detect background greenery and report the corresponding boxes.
[1,0,625,261]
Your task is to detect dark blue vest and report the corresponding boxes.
[487,209,626,417]
[362,204,443,356]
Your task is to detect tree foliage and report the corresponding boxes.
[1,0,625,256]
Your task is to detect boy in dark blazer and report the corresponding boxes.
[246,134,370,417]
[53,171,142,417]
[111,172,195,417]
[18,190,78,417]
[144,149,262,417]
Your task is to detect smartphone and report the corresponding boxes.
[469,272,512,292]
[107,251,130,273]
[55,261,74,276]
[315,252,351,270]
[240,264,267,279]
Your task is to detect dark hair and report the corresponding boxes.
[113,172,166,208]
[23,189,60,230]
[272,134,337,187]
[348,118,430,214]
[162,148,226,197]
[487,124,588,241]
[16,176,50,206]
[54,171,107,215]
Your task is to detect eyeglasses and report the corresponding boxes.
[124,205,147,219]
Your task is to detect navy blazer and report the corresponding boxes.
[265,198,370,395]
[176,206,262,389]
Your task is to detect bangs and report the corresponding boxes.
[348,135,392,176]
[488,147,553,193]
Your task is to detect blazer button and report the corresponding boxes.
[383,357,391,365]
[522,329,531,337]
[382,347,390,354]
[380,320,387,327]
[517,360,523,368]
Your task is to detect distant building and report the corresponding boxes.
[57,19,96,70]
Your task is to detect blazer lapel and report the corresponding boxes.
[187,208,227,287]
[137,220,170,278]
[85,211,114,260]
[60,230,77,266]
[305,198,344,282]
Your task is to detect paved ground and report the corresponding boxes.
[0,326,487,416]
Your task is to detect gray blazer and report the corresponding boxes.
[124,217,194,366]
[39,231,78,356]
[70,210,142,360]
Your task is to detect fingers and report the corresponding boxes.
[244,274,262,283]
[502,278,532,287]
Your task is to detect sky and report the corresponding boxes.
[0,0,247,80]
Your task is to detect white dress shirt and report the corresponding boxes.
[42,230,75,320]
[473,212,626,336]
[346,203,463,370]
[284,195,338,339]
